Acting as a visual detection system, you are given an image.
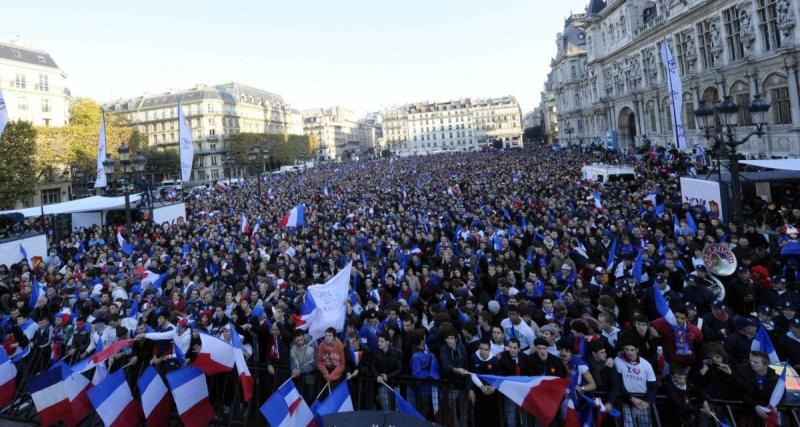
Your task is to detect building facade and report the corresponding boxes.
[301,107,374,161]
[383,96,523,156]
[0,39,71,127]
[107,82,303,182]
[1,39,72,209]
[544,0,800,157]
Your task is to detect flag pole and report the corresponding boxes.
[314,382,331,401]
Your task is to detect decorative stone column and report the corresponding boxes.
[783,61,800,128]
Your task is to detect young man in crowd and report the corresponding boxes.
[615,338,657,427]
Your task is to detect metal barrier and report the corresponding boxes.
[2,356,800,426]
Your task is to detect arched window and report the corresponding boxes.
[663,97,673,132]
[729,80,752,125]
[763,73,791,124]
[683,92,696,130]
[701,87,720,128]
[646,101,657,132]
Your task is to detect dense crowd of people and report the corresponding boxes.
[1,144,799,427]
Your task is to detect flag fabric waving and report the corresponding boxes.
[0,347,16,407]
[592,192,603,210]
[138,366,171,427]
[230,327,253,402]
[767,363,788,427]
[279,204,305,228]
[752,324,780,364]
[178,100,194,182]
[117,232,134,256]
[260,379,317,427]
[71,339,134,374]
[385,383,424,420]
[30,276,44,308]
[19,244,32,269]
[29,365,73,427]
[654,285,678,327]
[62,364,93,426]
[473,374,569,426]
[315,381,354,419]
[192,332,235,375]
[94,112,108,188]
[297,262,352,340]
[87,369,142,427]
[0,89,8,140]
[166,366,215,427]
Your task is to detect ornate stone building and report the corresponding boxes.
[382,96,522,156]
[107,82,303,182]
[544,0,800,156]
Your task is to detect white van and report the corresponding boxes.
[581,164,636,184]
[159,179,183,192]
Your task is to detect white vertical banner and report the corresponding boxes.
[178,100,194,182]
[94,112,107,188]
[660,39,687,150]
[0,89,8,141]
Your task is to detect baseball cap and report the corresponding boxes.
[758,305,775,316]
[711,300,727,310]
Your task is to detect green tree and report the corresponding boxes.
[143,146,180,180]
[227,132,313,169]
[69,98,103,127]
[0,121,39,209]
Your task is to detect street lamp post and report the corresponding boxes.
[103,144,146,232]
[224,152,235,180]
[70,162,86,200]
[694,95,770,223]
[248,145,268,197]
[564,126,574,145]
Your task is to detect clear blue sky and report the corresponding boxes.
[3,0,588,114]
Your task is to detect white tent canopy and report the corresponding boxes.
[740,159,800,171]
[0,194,142,218]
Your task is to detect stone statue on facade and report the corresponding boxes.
[777,0,795,39]
[684,31,698,69]
[739,3,757,52]
[710,19,724,64]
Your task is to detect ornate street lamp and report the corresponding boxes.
[104,145,147,232]
[695,95,770,222]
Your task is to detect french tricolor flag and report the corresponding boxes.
[0,347,16,407]
[752,324,780,364]
[472,374,569,427]
[116,231,134,256]
[71,339,134,374]
[240,214,248,234]
[192,332,235,376]
[278,204,305,228]
[315,381,354,418]
[87,369,142,427]
[767,363,788,427]
[165,367,215,427]
[62,365,93,426]
[138,366,171,427]
[230,327,253,402]
[653,284,678,327]
[21,318,38,341]
[29,365,73,427]
[29,276,45,308]
[260,379,316,427]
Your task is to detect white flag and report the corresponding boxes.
[660,39,687,149]
[178,100,194,182]
[0,89,8,141]
[94,113,107,188]
[302,262,352,340]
